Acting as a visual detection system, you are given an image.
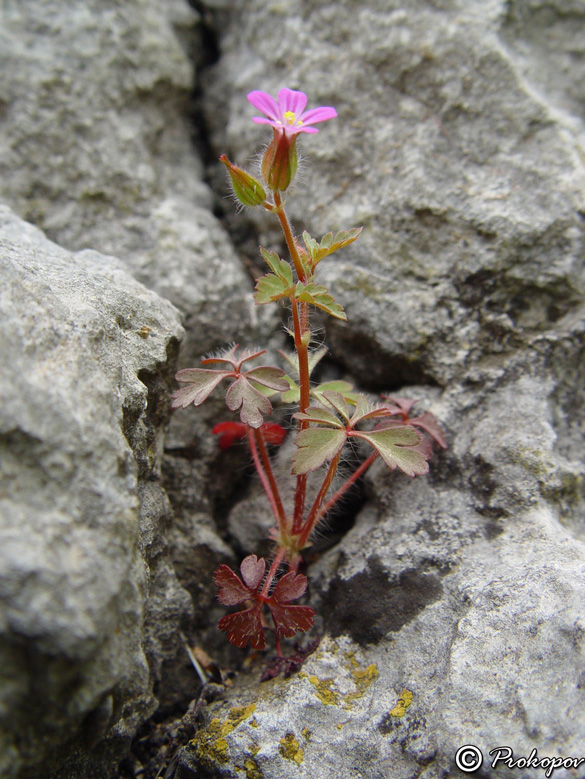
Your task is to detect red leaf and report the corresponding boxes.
[218,603,266,650]
[271,571,308,603]
[212,421,247,449]
[240,555,266,590]
[214,564,252,606]
[266,572,314,640]
[410,412,448,449]
[267,602,315,639]
[261,422,287,446]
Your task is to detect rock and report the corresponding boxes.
[0,205,186,778]
[171,2,585,778]
[0,0,272,375]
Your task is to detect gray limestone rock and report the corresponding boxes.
[0,205,186,778]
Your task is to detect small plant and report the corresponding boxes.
[172,88,446,660]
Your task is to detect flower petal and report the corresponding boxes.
[277,88,307,118]
[247,90,280,120]
[299,106,337,125]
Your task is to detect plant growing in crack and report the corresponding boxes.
[172,88,446,665]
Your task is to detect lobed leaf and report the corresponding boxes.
[349,394,395,427]
[311,380,359,407]
[321,390,350,423]
[295,282,347,321]
[254,273,294,305]
[260,248,294,286]
[303,227,363,266]
[267,602,315,639]
[245,365,290,392]
[293,406,344,428]
[225,376,273,428]
[292,427,347,474]
[354,426,429,477]
[218,603,266,650]
[172,369,231,409]
[240,555,266,590]
[215,564,252,606]
[271,571,308,603]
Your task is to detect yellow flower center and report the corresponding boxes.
[283,110,302,126]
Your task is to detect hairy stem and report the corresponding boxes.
[247,427,282,527]
[261,546,287,597]
[273,192,306,282]
[254,427,287,531]
[298,451,379,549]
[303,451,342,531]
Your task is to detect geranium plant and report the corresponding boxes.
[172,88,446,661]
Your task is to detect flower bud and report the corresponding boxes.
[220,154,267,207]
[261,129,298,192]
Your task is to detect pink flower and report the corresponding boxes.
[247,88,337,136]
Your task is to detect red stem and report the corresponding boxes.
[254,427,287,532]
[247,427,282,527]
[298,452,379,549]
[303,451,342,531]
[261,546,287,597]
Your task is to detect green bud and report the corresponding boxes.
[220,154,267,207]
[261,130,298,192]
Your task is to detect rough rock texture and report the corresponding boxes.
[0,0,269,374]
[0,206,185,778]
[0,3,270,774]
[172,1,585,778]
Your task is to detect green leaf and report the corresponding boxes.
[278,347,328,378]
[293,407,344,428]
[292,428,347,474]
[281,375,300,404]
[295,282,347,321]
[303,227,363,267]
[311,380,359,406]
[321,390,350,423]
[353,427,429,477]
[244,366,289,392]
[260,248,293,286]
[254,273,294,305]
[349,394,393,426]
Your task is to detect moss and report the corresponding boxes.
[308,675,340,706]
[389,689,413,718]
[279,733,303,764]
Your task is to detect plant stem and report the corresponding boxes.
[303,451,342,531]
[272,195,312,534]
[297,452,379,549]
[273,192,306,282]
[254,427,287,531]
[261,546,287,597]
[247,427,282,528]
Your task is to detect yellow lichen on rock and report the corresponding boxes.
[279,732,303,764]
[308,675,340,706]
[389,689,413,717]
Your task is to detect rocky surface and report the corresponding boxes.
[1,0,585,777]
[172,1,585,778]
[0,206,186,778]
